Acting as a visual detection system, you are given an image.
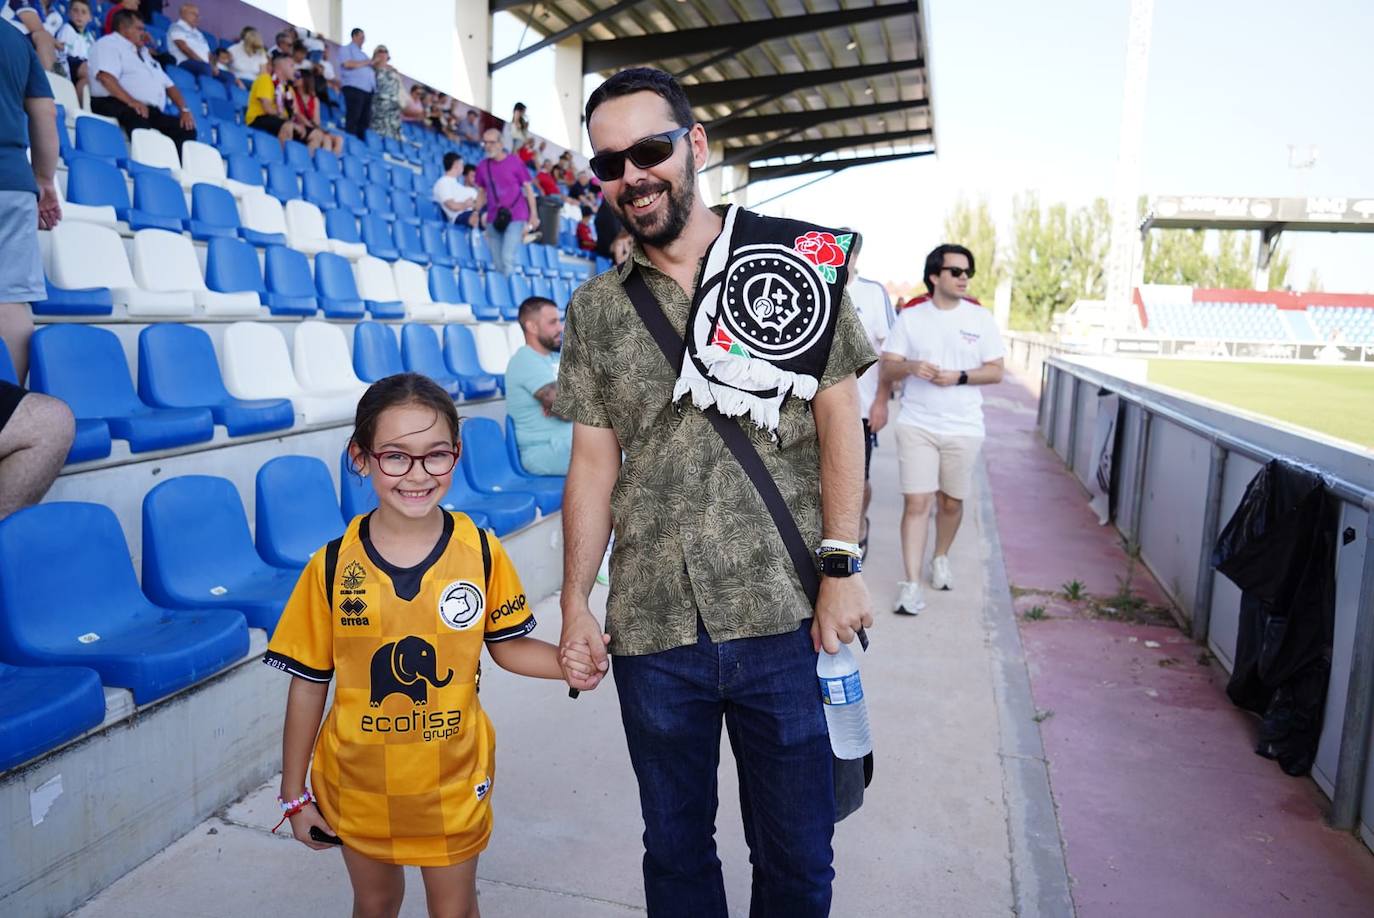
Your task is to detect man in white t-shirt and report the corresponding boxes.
[870,244,1004,614]
[844,231,895,558]
[432,151,477,225]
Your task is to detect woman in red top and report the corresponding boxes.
[533,161,560,197]
[575,204,597,251]
[291,72,343,155]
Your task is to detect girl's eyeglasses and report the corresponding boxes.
[588,126,691,182]
[364,449,458,477]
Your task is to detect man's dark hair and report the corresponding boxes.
[68,0,90,10]
[584,67,694,132]
[580,204,593,218]
[275,30,291,45]
[112,8,141,31]
[923,243,975,294]
[513,102,526,112]
[350,27,363,38]
[462,163,476,177]
[442,152,461,172]
[517,296,557,330]
[292,40,307,54]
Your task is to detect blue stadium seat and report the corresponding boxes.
[444,457,536,536]
[352,321,405,382]
[505,415,537,477]
[197,74,229,104]
[314,148,341,178]
[460,416,564,512]
[188,183,241,240]
[472,234,494,270]
[138,324,293,436]
[0,345,13,384]
[66,416,113,464]
[73,116,167,176]
[510,272,533,305]
[0,662,106,772]
[65,156,131,222]
[301,170,336,210]
[225,154,265,192]
[29,326,214,453]
[486,272,519,320]
[265,162,301,203]
[205,95,237,125]
[283,139,312,174]
[341,154,367,185]
[448,227,477,270]
[255,456,346,571]
[364,184,395,220]
[324,208,364,250]
[552,278,573,309]
[166,63,198,95]
[206,235,270,303]
[394,221,428,264]
[176,87,205,120]
[214,121,251,157]
[313,251,367,319]
[0,502,249,705]
[128,171,189,232]
[459,268,499,321]
[421,223,456,268]
[250,131,285,166]
[142,476,299,631]
[388,163,410,190]
[428,265,469,312]
[334,176,367,216]
[400,323,462,398]
[263,245,320,316]
[33,276,117,320]
[229,81,250,111]
[360,214,400,261]
[338,448,377,520]
[531,275,555,301]
[365,130,384,155]
[390,188,420,225]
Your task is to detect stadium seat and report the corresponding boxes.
[129,128,184,181]
[472,234,493,270]
[394,221,429,264]
[224,154,266,196]
[263,245,320,316]
[188,182,241,240]
[292,321,368,400]
[531,274,555,301]
[313,251,367,319]
[439,325,500,398]
[29,325,214,452]
[215,122,252,158]
[221,322,359,425]
[73,116,165,176]
[448,228,477,270]
[360,214,400,261]
[333,176,368,217]
[250,131,285,166]
[0,662,106,773]
[47,221,193,316]
[141,476,299,631]
[390,189,421,226]
[469,324,512,392]
[351,321,405,382]
[129,228,224,316]
[363,184,395,221]
[51,160,120,229]
[504,415,536,477]
[392,260,447,321]
[400,323,462,398]
[255,456,346,570]
[505,322,525,356]
[301,170,335,211]
[460,416,564,512]
[552,278,573,309]
[265,162,301,203]
[338,447,378,520]
[179,141,228,191]
[238,192,289,246]
[421,223,456,268]
[426,267,474,322]
[48,73,81,129]
[510,272,533,305]
[137,324,293,436]
[65,156,132,222]
[166,64,198,95]
[203,236,269,315]
[459,268,499,321]
[485,272,519,321]
[444,454,537,535]
[283,139,312,174]
[282,200,332,255]
[322,208,368,259]
[314,149,342,179]
[341,152,368,184]
[354,256,405,319]
[128,171,190,232]
[0,502,248,705]
[0,346,13,385]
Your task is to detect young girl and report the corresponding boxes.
[265,374,581,917]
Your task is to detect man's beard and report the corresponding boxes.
[537,331,562,352]
[613,147,697,248]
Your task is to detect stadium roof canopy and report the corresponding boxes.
[492,0,936,190]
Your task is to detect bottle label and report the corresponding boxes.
[820,671,863,705]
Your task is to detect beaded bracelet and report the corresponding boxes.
[271,789,315,833]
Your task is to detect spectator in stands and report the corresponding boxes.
[471,127,538,274]
[576,205,596,252]
[337,26,373,140]
[843,231,894,558]
[500,100,528,152]
[290,71,341,155]
[462,161,476,188]
[271,29,293,60]
[101,0,140,36]
[456,107,481,144]
[8,0,58,70]
[506,296,572,475]
[89,10,196,152]
[51,0,96,104]
[515,135,537,170]
[552,151,574,187]
[533,160,559,197]
[246,52,306,150]
[402,83,427,124]
[225,26,267,81]
[166,4,234,86]
[870,243,1004,615]
[0,20,74,517]
[368,44,402,141]
[432,151,476,225]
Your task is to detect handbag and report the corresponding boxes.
[622,265,874,822]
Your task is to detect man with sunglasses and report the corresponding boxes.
[869,244,1005,615]
[553,67,875,917]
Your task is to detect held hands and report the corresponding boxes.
[558,604,610,692]
[287,802,338,851]
[811,574,874,654]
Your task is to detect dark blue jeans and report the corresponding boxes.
[613,618,835,918]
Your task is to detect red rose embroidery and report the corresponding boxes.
[794,231,846,268]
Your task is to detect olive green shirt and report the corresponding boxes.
[554,236,876,656]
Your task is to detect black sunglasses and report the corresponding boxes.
[589,127,692,182]
[940,266,974,279]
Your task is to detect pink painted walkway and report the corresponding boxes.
[983,374,1374,917]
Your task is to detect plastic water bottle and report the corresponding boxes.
[817,643,872,760]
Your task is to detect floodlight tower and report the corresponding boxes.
[1103,0,1154,331]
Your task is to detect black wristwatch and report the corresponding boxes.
[816,549,862,577]
[957,370,969,386]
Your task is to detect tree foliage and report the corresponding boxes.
[941,197,1001,305]
[1006,194,1110,331]
[1142,229,1257,288]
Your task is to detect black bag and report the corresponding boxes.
[622,265,874,822]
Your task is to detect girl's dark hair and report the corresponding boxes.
[349,373,460,473]
[585,67,694,132]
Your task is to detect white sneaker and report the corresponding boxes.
[894,581,925,615]
[931,555,953,591]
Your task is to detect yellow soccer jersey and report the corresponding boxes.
[264,511,534,866]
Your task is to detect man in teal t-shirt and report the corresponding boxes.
[505,296,572,475]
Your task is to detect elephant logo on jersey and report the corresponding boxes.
[368,636,453,707]
[438,580,484,631]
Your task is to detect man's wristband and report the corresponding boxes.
[819,539,862,556]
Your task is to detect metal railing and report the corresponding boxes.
[1039,356,1374,836]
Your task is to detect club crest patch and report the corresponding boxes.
[438,580,484,631]
[720,245,830,361]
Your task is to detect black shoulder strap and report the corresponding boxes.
[477,524,492,588]
[623,266,821,608]
[322,536,343,612]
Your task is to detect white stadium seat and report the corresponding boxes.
[129,228,261,317]
[505,323,524,356]
[291,321,368,400]
[239,192,288,239]
[283,200,333,256]
[390,259,446,322]
[129,129,183,181]
[471,323,512,377]
[49,72,81,127]
[354,254,401,308]
[220,322,359,425]
[178,141,228,191]
[48,221,189,316]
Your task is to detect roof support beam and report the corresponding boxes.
[491,0,648,72]
[490,0,535,11]
[685,58,924,108]
[725,128,933,163]
[705,99,927,142]
[746,149,934,184]
[583,1,920,72]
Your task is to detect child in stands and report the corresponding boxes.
[265,373,595,917]
[51,0,97,103]
[576,204,597,252]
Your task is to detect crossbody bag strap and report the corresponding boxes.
[622,266,821,607]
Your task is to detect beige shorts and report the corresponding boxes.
[894,423,983,500]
